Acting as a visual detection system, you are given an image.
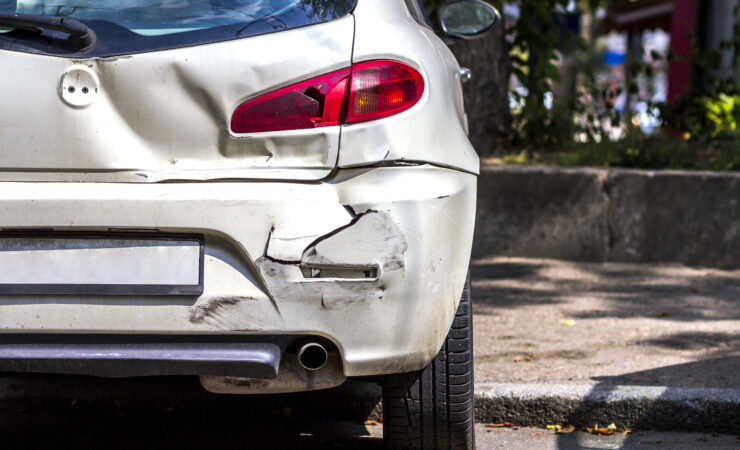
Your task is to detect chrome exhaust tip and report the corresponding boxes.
[298,342,328,371]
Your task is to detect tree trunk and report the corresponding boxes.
[447,24,511,157]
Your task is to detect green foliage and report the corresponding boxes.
[701,94,740,137]
[509,0,581,148]
[554,134,740,171]
[423,0,584,147]
[421,0,444,18]
[502,149,531,164]
[424,0,740,171]
[500,130,740,171]
[650,4,740,142]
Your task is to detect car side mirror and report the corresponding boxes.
[439,0,500,39]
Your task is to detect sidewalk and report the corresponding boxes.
[472,257,740,433]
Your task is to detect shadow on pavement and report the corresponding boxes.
[0,375,383,450]
[595,355,740,388]
[601,330,740,388]
[472,257,740,321]
[555,350,740,447]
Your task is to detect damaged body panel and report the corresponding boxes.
[0,166,476,379]
[0,0,480,399]
[338,0,479,174]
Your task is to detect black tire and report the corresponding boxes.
[382,275,474,449]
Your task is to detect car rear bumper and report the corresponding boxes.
[0,334,284,378]
[0,165,476,385]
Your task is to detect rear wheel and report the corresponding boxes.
[382,276,474,449]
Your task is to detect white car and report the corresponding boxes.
[0,0,497,447]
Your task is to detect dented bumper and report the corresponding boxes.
[0,165,476,380]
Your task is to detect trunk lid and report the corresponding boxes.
[0,9,354,182]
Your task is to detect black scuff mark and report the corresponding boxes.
[437,195,450,199]
[188,296,256,324]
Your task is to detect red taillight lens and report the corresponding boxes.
[230,61,423,133]
[231,68,350,133]
[346,60,424,123]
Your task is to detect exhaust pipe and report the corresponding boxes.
[298,342,328,371]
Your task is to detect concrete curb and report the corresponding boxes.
[474,383,740,434]
[475,164,740,268]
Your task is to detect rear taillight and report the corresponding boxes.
[346,60,425,123]
[231,60,423,133]
[231,68,351,133]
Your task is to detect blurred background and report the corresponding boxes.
[423,0,740,171]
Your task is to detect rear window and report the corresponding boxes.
[0,0,357,57]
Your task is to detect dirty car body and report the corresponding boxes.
[0,0,477,395]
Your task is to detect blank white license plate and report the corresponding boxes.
[0,235,203,295]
